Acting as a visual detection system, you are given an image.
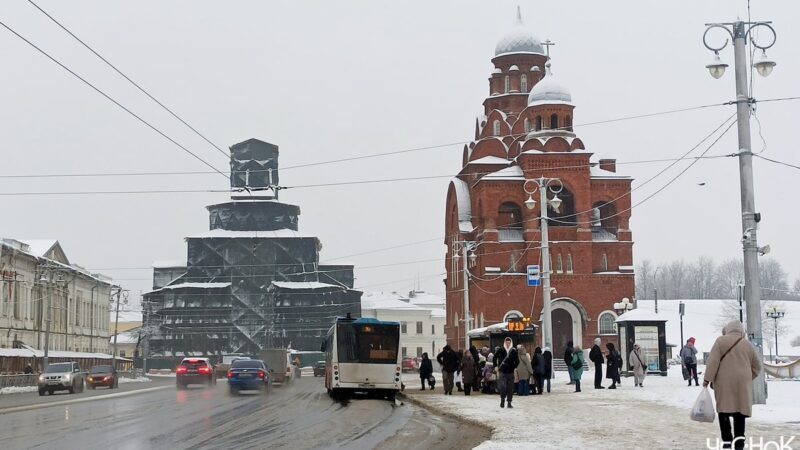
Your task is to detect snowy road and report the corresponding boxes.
[0,377,487,450]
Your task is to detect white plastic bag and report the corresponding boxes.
[455,372,462,384]
[690,387,716,423]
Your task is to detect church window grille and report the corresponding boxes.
[524,118,530,133]
[598,312,617,335]
[602,253,608,272]
[556,254,563,273]
[567,254,574,274]
[493,120,501,136]
[504,75,510,93]
[520,74,528,91]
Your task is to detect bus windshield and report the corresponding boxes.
[337,322,399,364]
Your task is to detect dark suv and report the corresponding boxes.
[176,358,216,389]
[312,361,326,377]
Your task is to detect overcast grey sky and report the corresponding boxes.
[1,0,798,311]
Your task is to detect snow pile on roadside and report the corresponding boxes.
[0,386,38,395]
[119,377,152,384]
[146,372,175,378]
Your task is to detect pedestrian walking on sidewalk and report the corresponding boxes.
[542,347,553,393]
[419,353,433,391]
[590,338,605,389]
[461,351,476,395]
[515,345,532,396]
[436,345,459,395]
[455,349,464,392]
[571,345,584,392]
[704,321,762,450]
[532,347,545,394]
[563,341,575,385]
[497,338,518,408]
[629,344,647,387]
[493,341,510,396]
[680,337,700,387]
[469,345,480,390]
[605,342,621,389]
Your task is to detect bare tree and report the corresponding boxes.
[667,260,687,299]
[791,335,800,347]
[636,260,653,300]
[715,300,790,352]
[759,259,788,300]
[715,258,744,299]
[686,256,717,299]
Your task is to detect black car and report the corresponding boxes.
[312,361,326,377]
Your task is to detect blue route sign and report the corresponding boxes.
[527,265,541,287]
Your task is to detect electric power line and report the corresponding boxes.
[0,18,228,179]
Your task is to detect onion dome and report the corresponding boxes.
[494,7,544,56]
[527,62,572,105]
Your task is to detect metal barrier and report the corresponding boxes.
[0,374,38,388]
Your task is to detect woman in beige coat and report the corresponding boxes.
[703,320,762,449]
[628,343,647,387]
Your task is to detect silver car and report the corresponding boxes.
[38,362,86,395]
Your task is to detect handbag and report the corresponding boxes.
[690,387,716,423]
[571,359,582,370]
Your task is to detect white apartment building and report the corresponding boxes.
[0,238,114,353]
[361,291,446,358]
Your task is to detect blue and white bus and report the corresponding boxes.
[322,315,401,401]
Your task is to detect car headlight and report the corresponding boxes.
[64,374,72,381]
[38,375,44,382]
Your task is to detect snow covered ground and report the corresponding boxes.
[403,366,799,449]
[118,376,151,384]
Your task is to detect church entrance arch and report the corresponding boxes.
[550,298,587,357]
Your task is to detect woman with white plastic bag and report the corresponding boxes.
[702,320,763,450]
[690,387,716,423]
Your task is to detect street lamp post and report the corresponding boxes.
[679,301,685,352]
[702,19,777,405]
[653,267,661,314]
[764,306,785,361]
[452,240,478,350]
[524,177,563,351]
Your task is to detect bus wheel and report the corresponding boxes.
[386,392,396,402]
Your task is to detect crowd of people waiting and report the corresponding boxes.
[418,336,651,407]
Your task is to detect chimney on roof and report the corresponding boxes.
[599,159,616,173]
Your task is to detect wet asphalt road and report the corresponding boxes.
[0,377,487,450]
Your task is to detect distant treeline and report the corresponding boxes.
[635,257,798,301]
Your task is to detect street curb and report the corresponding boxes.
[0,385,171,415]
[398,392,495,438]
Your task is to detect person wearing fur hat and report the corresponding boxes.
[680,337,700,387]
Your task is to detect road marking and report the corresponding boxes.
[0,385,172,415]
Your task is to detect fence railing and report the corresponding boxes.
[0,374,38,388]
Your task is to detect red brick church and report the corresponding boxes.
[444,9,635,356]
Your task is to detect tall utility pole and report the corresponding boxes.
[703,19,777,405]
[737,283,745,323]
[461,244,471,350]
[111,287,123,369]
[653,267,661,313]
[42,273,51,368]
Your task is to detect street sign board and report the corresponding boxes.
[527,265,540,287]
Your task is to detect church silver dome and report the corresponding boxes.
[528,62,572,105]
[494,8,544,56]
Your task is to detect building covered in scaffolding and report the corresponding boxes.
[143,138,361,359]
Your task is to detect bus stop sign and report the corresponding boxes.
[527,265,540,287]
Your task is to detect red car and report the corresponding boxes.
[402,357,419,372]
[87,365,118,389]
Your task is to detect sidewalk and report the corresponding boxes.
[402,367,799,449]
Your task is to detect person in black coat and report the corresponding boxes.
[563,341,575,385]
[497,337,518,408]
[543,347,553,393]
[532,347,545,394]
[436,345,460,395]
[419,353,433,390]
[469,345,480,390]
[589,338,605,389]
[605,342,622,389]
[493,344,508,396]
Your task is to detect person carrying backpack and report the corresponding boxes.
[571,346,584,393]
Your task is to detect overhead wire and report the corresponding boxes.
[26,0,230,159]
[0,18,228,179]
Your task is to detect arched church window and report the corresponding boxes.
[497,202,522,228]
[592,201,619,237]
[550,114,558,130]
[521,74,528,92]
[493,120,501,136]
[602,253,608,272]
[598,312,617,335]
[565,115,573,131]
[504,76,510,93]
[556,254,563,273]
[535,116,542,131]
[503,310,523,322]
[547,186,576,226]
[567,254,574,274]
[524,118,531,133]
